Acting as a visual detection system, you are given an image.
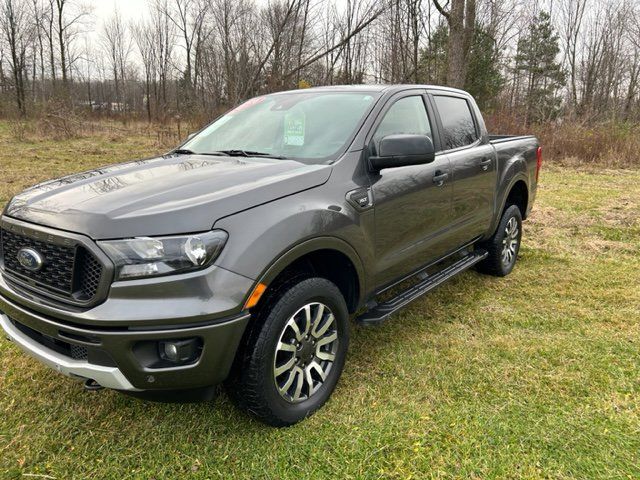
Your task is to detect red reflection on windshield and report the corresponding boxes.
[230,96,266,114]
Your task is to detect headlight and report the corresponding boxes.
[98,230,228,280]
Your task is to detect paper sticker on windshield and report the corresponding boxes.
[284,111,305,146]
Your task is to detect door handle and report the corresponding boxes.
[480,157,492,171]
[433,171,449,186]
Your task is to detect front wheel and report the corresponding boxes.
[227,277,349,426]
[477,204,523,277]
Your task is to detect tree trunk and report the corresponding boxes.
[446,0,465,87]
[435,0,475,88]
[56,0,68,89]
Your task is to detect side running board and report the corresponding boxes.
[357,249,488,326]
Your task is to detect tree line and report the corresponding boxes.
[1,0,639,126]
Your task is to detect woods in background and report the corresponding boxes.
[1,0,639,127]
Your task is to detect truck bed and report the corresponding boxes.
[489,134,537,144]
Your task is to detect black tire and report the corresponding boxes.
[476,204,523,277]
[227,277,349,426]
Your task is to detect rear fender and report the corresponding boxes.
[487,156,529,237]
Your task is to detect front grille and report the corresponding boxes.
[70,343,89,361]
[0,227,105,305]
[2,228,76,294]
[76,248,102,300]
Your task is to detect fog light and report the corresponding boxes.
[164,343,179,361]
[159,338,201,364]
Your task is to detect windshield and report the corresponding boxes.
[182,91,379,163]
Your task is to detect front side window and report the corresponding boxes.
[372,96,432,151]
[183,92,378,163]
[433,95,478,149]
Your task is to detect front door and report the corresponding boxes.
[369,93,453,289]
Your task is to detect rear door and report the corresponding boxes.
[368,91,453,288]
[431,92,496,244]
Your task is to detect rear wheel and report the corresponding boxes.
[477,204,523,277]
[227,277,349,426]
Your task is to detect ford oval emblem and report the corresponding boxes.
[17,248,44,272]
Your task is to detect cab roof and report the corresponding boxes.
[269,84,470,96]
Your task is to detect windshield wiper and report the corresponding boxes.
[171,148,232,157]
[172,148,286,159]
[218,149,288,160]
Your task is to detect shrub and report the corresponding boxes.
[484,113,640,169]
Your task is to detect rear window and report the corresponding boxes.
[433,96,478,149]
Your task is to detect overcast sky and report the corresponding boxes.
[92,0,150,20]
[88,0,276,36]
[90,0,275,22]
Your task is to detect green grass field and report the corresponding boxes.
[0,122,639,479]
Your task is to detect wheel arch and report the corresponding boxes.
[503,179,529,219]
[485,174,530,240]
[249,237,366,314]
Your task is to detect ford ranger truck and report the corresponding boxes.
[0,85,541,426]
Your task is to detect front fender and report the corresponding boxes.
[212,186,375,307]
[255,236,366,298]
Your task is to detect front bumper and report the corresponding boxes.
[0,216,259,393]
[0,290,251,391]
[1,312,136,390]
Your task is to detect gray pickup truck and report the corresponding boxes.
[0,85,541,426]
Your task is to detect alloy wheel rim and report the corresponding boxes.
[501,216,520,266]
[273,302,339,403]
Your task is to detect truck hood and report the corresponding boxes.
[5,154,332,239]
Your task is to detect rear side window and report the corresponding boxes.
[433,96,478,149]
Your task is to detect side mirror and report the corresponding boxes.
[186,132,196,140]
[368,134,436,172]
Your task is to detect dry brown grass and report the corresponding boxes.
[485,113,640,169]
[5,115,200,148]
[5,109,640,169]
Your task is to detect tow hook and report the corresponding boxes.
[84,379,104,391]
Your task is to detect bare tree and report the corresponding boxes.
[133,21,157,122]
[206,0,257,103]
[2,0,640,125]
[283,0,385,83]
[151,0,176,116]
[102,9,133,108]
[575,0,636,119]
[164,0,209,94]
[54,0,69,85]
[51,0,89,92]
[558,0,588,111]
[1,0,34,114]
